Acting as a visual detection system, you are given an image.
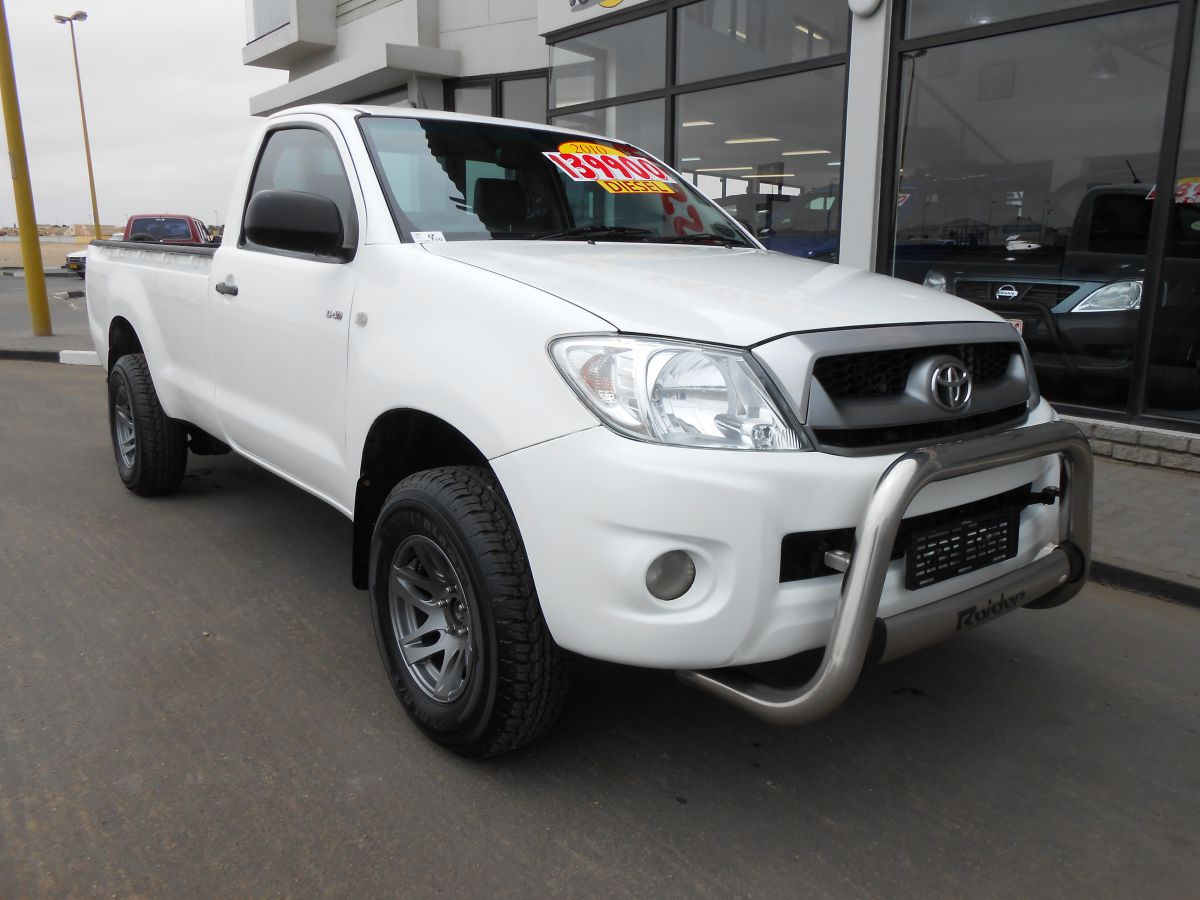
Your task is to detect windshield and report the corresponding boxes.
[358,116,752,246]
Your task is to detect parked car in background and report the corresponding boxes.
[123,214,211,244]
[919,182,1200,408]
[65,248,87,278]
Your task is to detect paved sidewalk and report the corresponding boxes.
[1093,456,1200,591]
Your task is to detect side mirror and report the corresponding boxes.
[756,226,775,239]
[244,190,345,257]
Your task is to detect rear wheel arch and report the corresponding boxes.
[352,409,492,589]
[108,316,143,372]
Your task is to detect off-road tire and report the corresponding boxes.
[369,466,568,757]
[107,353,188,496]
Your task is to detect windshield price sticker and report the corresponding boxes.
[545,141,676,195]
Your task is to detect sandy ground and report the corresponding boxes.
[0,240,90,269]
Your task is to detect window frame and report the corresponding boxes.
[239,123,362,264]
[877,0,1200,429]
[443,68,551,121]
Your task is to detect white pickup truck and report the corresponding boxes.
[87,105,1093,757]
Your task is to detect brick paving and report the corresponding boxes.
[1092,456,1200,589]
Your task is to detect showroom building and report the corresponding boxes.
[244,0,1200,431]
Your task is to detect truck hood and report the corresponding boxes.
[422,242,998,346]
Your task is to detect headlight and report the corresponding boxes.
[923,270,948,292]
[1071,280,1142,312]
[549,335,807,451]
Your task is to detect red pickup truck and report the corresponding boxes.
[123,214,211,244]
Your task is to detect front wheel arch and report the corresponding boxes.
[352,409,491,589]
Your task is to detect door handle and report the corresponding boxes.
[215,281,238,297]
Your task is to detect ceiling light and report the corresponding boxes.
[682,120,714,127]
[735,30,747,39]
[827,161,842,166]
[744,174,795,179]
[695,166,754,173]
[795,23,810,34]
[813,32,824,40]
[782,149,830,156]
[681,157,702,162]
[725,137,780,144]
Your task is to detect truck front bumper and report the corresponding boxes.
[493,399,1085,678]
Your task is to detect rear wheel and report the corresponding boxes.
[107,353,188,496]
[369,466,568,757]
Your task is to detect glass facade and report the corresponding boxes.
[886,0,1200,429]
[675,68,846,260]
[675,0,846,82]
[502,77,549,125]
[906,0,1098,38]
[547,0,850,260]
[550,99,667,159]
[452,85,492,118]
[447,74,549,126]
[549,14,667,108]
[1147,10,1200,419]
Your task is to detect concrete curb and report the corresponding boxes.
[0,348,100,365]
[1090,562,1200,609]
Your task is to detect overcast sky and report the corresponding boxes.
[1,1,286,229]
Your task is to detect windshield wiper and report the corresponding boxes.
[537,225,655,241]
[653,232,745,248]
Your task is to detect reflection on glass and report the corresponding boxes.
[677,0,845,83]
[359,116,749,245]
[906,0,1097,39]
[502,78,548,124]
[1147,12,1200,420]
[675,67,846,260]
[549,14,667,108]
[889,7,1176,411]
[453,85,492,117]
[551,99,666,160]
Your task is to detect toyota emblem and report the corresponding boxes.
[931,360,973,412]
[996,284,1019,300]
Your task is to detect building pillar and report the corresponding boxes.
[838,0,893,272]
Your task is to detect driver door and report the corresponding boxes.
[210,120,362,508]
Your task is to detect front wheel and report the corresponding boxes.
[107,353,188,496]
[369,467,568,757]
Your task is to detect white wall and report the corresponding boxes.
[440,0,548,77]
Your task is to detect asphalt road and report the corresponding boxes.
[2,360,1198,898]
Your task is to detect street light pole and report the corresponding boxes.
[54,11,100,240]
[0,0,51,335]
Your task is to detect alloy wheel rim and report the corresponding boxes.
[388,535,475,704]
[113,383,136,469]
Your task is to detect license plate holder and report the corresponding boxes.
[906,511,1020,590]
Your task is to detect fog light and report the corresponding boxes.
[646,550,696,601]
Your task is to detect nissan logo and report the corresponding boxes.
[996,284,1020,300]
[931,360,973,412]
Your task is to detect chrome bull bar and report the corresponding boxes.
[677,419,1093,726]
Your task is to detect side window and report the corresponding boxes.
[245,127,357,252]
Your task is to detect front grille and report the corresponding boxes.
[779,483,1033,583]
[812,403,1028,451]
[954,281,1080,306]
[812,342,1018,401]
